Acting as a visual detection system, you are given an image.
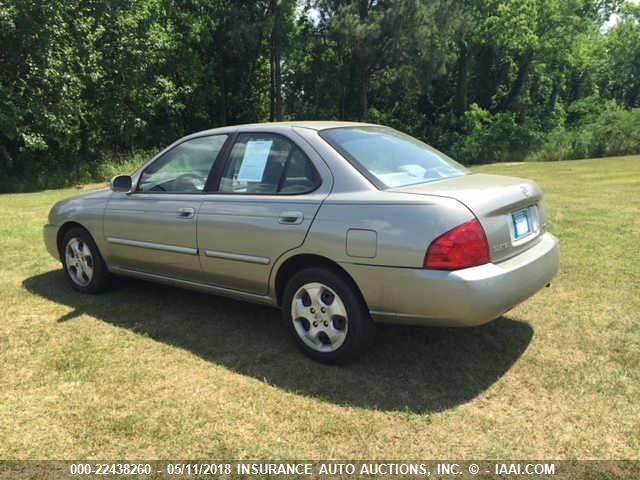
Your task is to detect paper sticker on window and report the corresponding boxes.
[237,140,273,182]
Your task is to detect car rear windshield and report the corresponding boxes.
[320,126,468,188]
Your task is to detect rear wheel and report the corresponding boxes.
[61,227,110,293]
[282,267,375,364]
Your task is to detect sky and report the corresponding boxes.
[603,0,640,31]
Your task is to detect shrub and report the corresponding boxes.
[450,104,541,164]
[0,149,155,193]
[528,104,640,161]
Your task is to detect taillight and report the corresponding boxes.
[424,218,490,270]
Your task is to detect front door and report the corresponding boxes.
[197,132,331,294]
[103,134,229,279]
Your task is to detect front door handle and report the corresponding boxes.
[279,211,303,225]
[177,207,195,219]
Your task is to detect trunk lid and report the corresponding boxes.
[391,173,547,262]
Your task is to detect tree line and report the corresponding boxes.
[1,0,639,192]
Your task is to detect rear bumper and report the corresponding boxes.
[341,232,560,327]
[43,224,60,261]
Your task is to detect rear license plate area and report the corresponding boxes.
[512,208,533,240]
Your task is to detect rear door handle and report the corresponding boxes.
[177,207,195,219]
[279,211,303,225]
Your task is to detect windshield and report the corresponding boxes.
[320,126,468,188]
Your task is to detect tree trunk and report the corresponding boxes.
[454,39,470,117]
[548,79,559,112]
[475,45,501,110]
[502,50,533,112]
[356,0,368,121]
[357,59,368,121]
[270,0,283,122]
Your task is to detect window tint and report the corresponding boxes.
[219,133,319,194]
[320,127,468,188]
[138,135,227,193]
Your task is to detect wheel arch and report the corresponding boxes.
[56,221,93,257]
[273,253,368,309]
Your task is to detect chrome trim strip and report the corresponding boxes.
[106,237,198,255]
[204,249,270,265]
[109,266,276,306]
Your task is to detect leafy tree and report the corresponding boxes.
[1,0,640,191]
[599,3,640,108]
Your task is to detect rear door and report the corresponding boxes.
[197,130,332,294]
[104,134,229,279]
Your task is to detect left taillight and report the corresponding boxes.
[424,218,490,270]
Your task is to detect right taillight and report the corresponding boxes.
[424,218,490,270]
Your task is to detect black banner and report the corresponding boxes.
[1,460,639,479]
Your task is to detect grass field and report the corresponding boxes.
[0,156,638,460]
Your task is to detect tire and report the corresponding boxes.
[60,227,111,294]
[282,267,375,364]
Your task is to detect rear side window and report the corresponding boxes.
[219,133,320,194]
[279,147,321,193]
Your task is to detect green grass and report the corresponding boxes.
[0,156,639,459]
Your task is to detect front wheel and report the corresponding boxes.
[282,267,375,364]
[61,227,110,293]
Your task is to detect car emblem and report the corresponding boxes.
[520,185,530,197]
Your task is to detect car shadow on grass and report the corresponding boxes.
[24,270,533,413]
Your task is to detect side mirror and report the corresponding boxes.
[110,175,133,193]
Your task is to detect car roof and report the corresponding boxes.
[186,121,379,138]
[238,121,378,131]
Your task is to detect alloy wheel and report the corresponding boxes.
[65,237,94,287]
[291,282,349,353]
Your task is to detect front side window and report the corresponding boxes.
[219,133,320,194]
[320,127,468,188]
[138,135,228,193]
